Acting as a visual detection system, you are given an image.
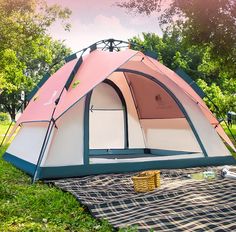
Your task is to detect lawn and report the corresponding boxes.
[0,124,116,232]
[0,122,235,231]
[222,123,236,143]
[221,123,236,157]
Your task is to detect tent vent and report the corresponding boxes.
[65,53,77,63]
[144,50,158,60]
[65,57,83,90]
[90,43,97,52]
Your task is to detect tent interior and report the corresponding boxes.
[87,71,203,164]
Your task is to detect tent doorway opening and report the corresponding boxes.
[89,80,128,150]
[88,72,203,164]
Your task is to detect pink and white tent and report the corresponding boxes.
[3,39,236,181]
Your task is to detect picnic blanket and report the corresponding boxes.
[52,166,236,231]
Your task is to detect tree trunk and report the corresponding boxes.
[9,112,16,121]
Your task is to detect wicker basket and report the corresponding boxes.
[132,170,161,193]
[141,170,161,188]
[132,172,156,193]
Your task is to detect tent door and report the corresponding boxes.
[89,81,127,150]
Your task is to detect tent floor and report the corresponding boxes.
[90,152,204,164]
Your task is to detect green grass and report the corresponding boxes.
[0,145,115,231]
[0,124,139,232]
[221,123,236,157]
[0,121,235,231]
[222,123,236,141]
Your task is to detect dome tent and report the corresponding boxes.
[2,39,236,182]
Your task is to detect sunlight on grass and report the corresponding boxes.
[0,121,235,231]
[0,122,137,232]
[221,123,236,157]
[0,123,115,232]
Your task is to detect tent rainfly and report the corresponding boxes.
[2,39,236,182]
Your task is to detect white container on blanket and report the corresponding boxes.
[221,166,236,179]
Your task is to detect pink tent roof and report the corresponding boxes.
[54,49,138,119]
[10,48,235,152]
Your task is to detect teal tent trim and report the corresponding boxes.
[3,152,36,176]
[40,156,236,179]
[84,91,93,165]
[117,69,208,158]
[4,152,236,179]
[90,149,144,155]
[175,68,206,99]
[89,149,200,156]
[65,57,83,90]
[149,149,200,156]
[65,53,77,63]
[144,50,158,60]
[103,79,129,148]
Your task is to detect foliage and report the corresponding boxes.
[117,0,236,115]
[0,112,10,123]
[221,122,236,153]
[0,123,138,232]
[197,79,236,117]
[117,0,236,59]
[0,0,71,120]
[0,124,138,232]
[159,0,236,60]
[129,32,236,116]
[116,0,162,15]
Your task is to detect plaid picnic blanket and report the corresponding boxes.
[52,166,236,231]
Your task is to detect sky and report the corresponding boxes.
[47,0,162,52]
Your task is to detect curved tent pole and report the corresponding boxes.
[173,67,236,145]
[146,59,236,149]
[117,68,208,158]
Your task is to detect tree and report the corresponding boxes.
[129,32,236,115]
[117,0,236,72]
[118,0,236,115]
[197,79,236,117]
[0,0,71,120]
[130,32,204,79]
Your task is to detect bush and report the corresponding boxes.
[0,112,10,123]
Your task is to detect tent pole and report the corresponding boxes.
[32,120,55,183]
[118,68,208,157]
[0,99,26,147]
[206,96,236,144]
[221,119,236,143]
[32,48,87,183]
[0,120,14,147]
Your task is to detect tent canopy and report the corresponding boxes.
[3,39,236,181]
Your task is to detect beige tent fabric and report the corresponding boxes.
[89,83,125,149]
[120,59,232,157]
